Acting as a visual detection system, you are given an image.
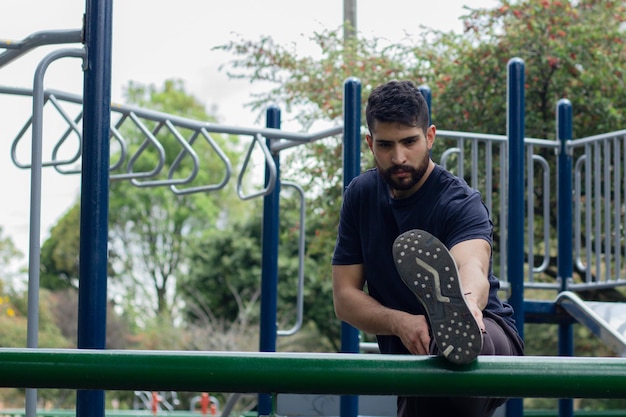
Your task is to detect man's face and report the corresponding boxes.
[366,121,435,199]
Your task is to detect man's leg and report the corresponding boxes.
[393,229,483,365]
[397,316,523,417]
[393,229,524,416]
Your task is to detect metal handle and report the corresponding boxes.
[277,181,305,337]
[236,133,277,201]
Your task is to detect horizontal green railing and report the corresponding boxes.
[1,348,626,399]
[3,410,626,417]
[0,412,201,417]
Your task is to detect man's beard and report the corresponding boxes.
[378,153,429,192]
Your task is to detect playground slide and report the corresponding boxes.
[556,291,626,357]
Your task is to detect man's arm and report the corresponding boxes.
[449,238,492,330]
[332,264,431,355]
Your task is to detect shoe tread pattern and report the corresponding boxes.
[393,229,483,365]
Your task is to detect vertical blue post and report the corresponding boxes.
[77,1,112,417]
[419,85,432,158]
[418,85,432,126]
[340,77,361,417]
[505,57,525,417]
[557,99,574,417]
[258,105,281,416]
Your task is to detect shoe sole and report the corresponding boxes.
[392,229,483,365]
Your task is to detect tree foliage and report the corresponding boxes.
[218,0,625,137]
[0,226,21,269]
[182,188,341,351]
[40,204,80,290]
[0,226,24,291]
[429,0,626,138]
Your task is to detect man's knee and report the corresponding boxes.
[481,317,521,356]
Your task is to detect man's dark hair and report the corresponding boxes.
[365,80,430,135]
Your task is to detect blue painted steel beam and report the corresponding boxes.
[524,300,575,324]
[340,77,362,417]
[418,85,432,126]
[258,105,281,416]
[557,99,573,294]
[78,0,112,416]
[506,57,526,339]
[506,57,525,417]
[557,98,574,417]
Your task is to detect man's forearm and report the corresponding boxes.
[334,288,411,336]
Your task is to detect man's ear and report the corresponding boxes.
[426,125,437,149]
[365,134,374,151]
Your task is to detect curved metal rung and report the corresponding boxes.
[10,95,82,170]
[530,153,551,273]
[439,147,461,171]
[236,133,277,201]
[167,129,201,186]
[108,124,128,174]
[10,56,86,171]
[170,127,232,195]
[128,119,200,187]
[277,181,305,337]
[111,112,165,182]
[47,96,82,170]
[10,114,37,169]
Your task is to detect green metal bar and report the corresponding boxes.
[524,412,626,417]
[1,349,626,399]
[2,409,624,417]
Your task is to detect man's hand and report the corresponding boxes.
[394,313,431,355]
[464,293,486,332]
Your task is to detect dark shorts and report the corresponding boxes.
[397,311,524,417]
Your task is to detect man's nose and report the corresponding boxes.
[391,147,406,164]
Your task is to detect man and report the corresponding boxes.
[332,80,524,417]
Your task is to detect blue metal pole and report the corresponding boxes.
[77,0,112,416]
[258,105,281,416]
[339,77,361,417]
[419,85,433,158]
[418,85,432,126]
[505,57,525,417]
[557,99,574,417]
[556,99,573,296]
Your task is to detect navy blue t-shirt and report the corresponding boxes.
[332,164,516,354]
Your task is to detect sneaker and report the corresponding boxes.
[392,229,483,365]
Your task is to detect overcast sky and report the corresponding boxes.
[0,0,497,264]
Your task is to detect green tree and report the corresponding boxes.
[0,287,75,408]
[40,204,80,290]
[218,0,625,137]
[0,225,24,290]
[183,217,262,323]
[182,192,341,351]
[0,226,21,268]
